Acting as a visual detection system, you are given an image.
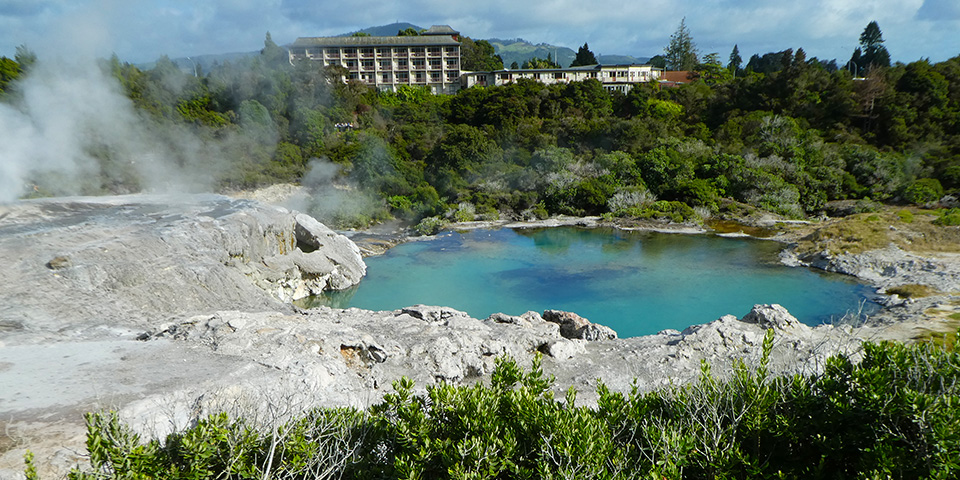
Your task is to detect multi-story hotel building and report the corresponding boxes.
[288,25,462,94]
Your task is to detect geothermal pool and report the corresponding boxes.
[317,227,878,337]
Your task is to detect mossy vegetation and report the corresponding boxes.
[63,335,960,480]
[887,283,939,298]
[796,208,960,255]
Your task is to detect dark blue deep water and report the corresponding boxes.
[319,227,877,337]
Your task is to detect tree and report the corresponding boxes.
[696,52,730,84]
[260,32,288,69]
[570,43,598,67]
[648,55,666,69]
[14,45,36,72]
[0,56,21,94]
[727,44,742,76]
[522,55,561,69]
[510,61,519,70]
[664,17,698,70]
[860,21,891,68]
[460,37,504,71]
[397,27,421,36]
[848,21,890,74]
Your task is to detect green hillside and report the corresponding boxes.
[488,38,576,68]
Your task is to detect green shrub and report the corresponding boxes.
[935,208,960,226]
[614,200,700,223]
[65,337,960,480]
[896,209,914,223]
[413,216,446,235]
[387,195,414,216]
[902,178,944,205]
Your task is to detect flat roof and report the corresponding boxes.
[472,64,656,74]
[290,36,460,48]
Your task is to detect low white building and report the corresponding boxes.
[462,64,663,93]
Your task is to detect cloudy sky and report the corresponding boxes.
[0,0,958,65]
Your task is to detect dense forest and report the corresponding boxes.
[2,27,959,231]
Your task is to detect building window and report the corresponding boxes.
[362,60,374,69]
[534,73,541,80]
[412,47,425,56]
[428,47,441,55]
[398,72,409,81]
[500,73,510,80]
[446,59,458,68]
[398,59,408,67]
[431,72,441,81]
[361,48,374,56]
[382,73,390,82]
[380,60,391,68]
[445,47,457,54]
[589,72,597,78]
[554,72,565,79]
[430,59,442,68]
[413,59,425,68]
[415,72,425,82]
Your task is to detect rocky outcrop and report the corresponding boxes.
[790,244,960,293]
[0,194,365,334]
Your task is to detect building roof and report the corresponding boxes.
[660,71,694,83]
[422,25,459,36]
[475,64,656,75]
[290,35,460,48]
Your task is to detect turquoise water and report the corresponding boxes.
[320,227,878,337]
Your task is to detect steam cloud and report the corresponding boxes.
[0,58,261,202]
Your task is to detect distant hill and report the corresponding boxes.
[488,38,575,69]
[597,54,651,65]
[489,39,652,69]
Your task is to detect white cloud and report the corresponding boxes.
[917,0,960,20]
[0,0,956,65]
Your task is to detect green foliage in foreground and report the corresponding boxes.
[66,334,960,479]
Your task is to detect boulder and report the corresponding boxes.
[401,305,472,323]
[542,339,586,359]
[485,311,546,328]
[543,310,618,341]
[741,304,804,330]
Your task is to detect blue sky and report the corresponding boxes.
[0,0,958,65]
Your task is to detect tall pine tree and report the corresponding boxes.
[848,21,890,75]
[664,18,698,70]
[728,44,742,76]
[570,43,598,67]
